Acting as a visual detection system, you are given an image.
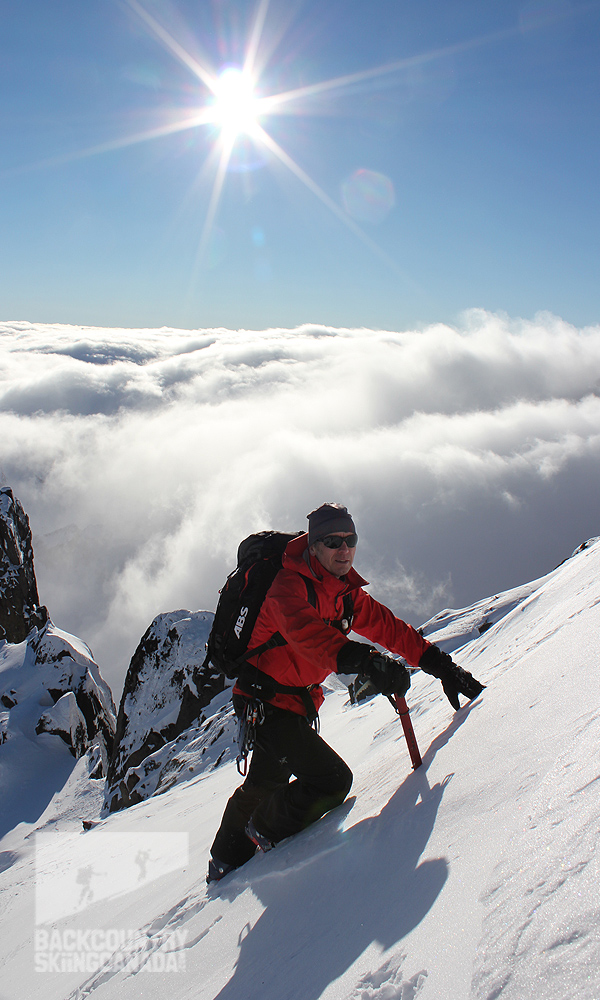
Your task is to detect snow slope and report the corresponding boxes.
[1,540,599,1000]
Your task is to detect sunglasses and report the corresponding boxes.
[319,533,358,549]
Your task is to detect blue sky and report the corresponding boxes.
[1,0,599,331]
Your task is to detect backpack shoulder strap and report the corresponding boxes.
[243,572,316,663]
[303,575,317,609]
[342,591,354,633]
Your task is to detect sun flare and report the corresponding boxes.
[211,68,260,140]
[120,0,409,277]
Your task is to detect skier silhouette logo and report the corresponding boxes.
[135,850,151,882]
[76,864,97,906]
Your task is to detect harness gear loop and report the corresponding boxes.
[236,699,265,775]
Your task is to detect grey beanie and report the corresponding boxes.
[307,503,356,546]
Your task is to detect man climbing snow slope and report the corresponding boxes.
[208,502,484,883]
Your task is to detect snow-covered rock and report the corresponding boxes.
[105,610,227,812]
[35,690,89,758]
[419,576,547,653]
[0,620,116,771]
[108,690,238,806]
[0,486,48,642]
[421,534,600,654]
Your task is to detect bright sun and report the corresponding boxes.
[119,0,404,274]
[211,68,260,140]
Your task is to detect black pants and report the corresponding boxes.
[211,702,353,868]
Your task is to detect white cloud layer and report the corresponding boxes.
[1,312,599,696]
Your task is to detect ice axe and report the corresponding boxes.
[390,694,422,769]
[348,674,422,770]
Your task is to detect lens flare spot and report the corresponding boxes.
[341,169,395,224]
[518,0,571,32]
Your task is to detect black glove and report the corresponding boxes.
[338,641,410,699]
[419,645,485,710]
[365,652,411,698]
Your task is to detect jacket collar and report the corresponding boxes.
[284,532,368,591]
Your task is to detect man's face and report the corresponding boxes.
[310,531,357,578]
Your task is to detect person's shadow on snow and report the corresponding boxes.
[212,702,478,1000]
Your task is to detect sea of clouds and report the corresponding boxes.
[1,311,599,696]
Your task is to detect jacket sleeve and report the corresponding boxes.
[349,588,431,668]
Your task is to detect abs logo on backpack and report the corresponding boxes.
[234,606,249,639]
[204,530,304,680]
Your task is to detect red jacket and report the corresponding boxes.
[236,533,432,716]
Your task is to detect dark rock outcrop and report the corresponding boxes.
[0,489,116,774]
[0,487,48,643]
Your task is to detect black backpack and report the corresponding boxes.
[203,530,353,720]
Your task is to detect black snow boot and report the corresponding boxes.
[245,818,276,852]
[206,856,237,884]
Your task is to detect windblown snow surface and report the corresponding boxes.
[1,538,599,1000]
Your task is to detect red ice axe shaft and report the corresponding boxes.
[392,694,422,769]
